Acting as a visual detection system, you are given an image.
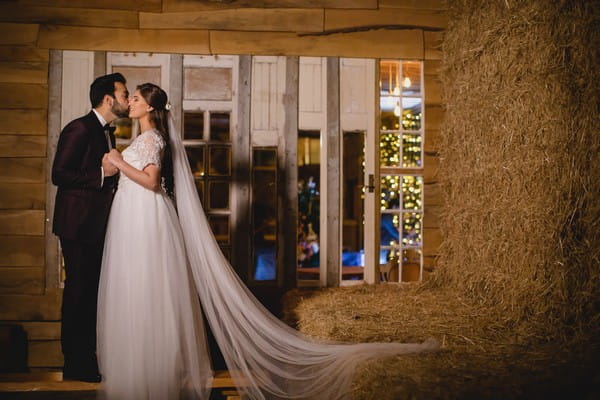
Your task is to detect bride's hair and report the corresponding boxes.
[137,83,174,198]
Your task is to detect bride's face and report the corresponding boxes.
[128,90,151,119]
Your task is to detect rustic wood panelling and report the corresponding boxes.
[0,46,49,62]
[324,8,447,30]
[0,136,46,157]
[424,30,443,60]
[380,0,447,9]
[0,62,48,84]
[28,340,62,367]
[424,104,443,131]
[423,204,440,228]
[38,25,211,54]
[424,129,440,154]
[6,0,161,12]
[141,8,323,32]
[0,23,39,46]
[424,59,440,75]
[424,73,441,105]
[0,267,44,294]
[0,158,45,183]
[0,210,45,236]
[0,183,45,210]
[423,153,439,183]
[163,0,378,12]
[423,227,442,255]
[0,84,48,109]
[0,110,47,135]
[0,236,45,267]
[0,5,138,29]
[424,182,441,206]
[20,322,61,341]
[211,29,423,58]
[0,289,61,320]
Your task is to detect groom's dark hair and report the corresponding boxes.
[89,73,126,108]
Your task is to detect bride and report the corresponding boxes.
[97,82,437,400]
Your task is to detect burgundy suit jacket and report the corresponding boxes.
[52,111,117,243]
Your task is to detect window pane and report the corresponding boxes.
[402,61,421,95]
[379,60,400,96]
[210,112,230,142]
[253,149,278,281]
[380,213,400,247]
[195,180,204,205]
[342,131,365,272]
[402,176,423,211]
[209,181,230,210]
[208,215,230,244]
[184,111,204,140]
[254,148,277,168]
[402,212,422,246]
[380,133,400,167]
[402,134,422,168]
[185,146,205,178]
[209,146,231,176]
[402,98,422,131]
[380,96,401,131]
[380,175,401,210]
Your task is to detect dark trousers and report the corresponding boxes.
[59,237,103,375]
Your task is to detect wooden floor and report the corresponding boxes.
[0,371,241,399]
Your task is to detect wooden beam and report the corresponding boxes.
[0,46,49,62]
[163,0,378,12]
[0,61,48,84]
[424,182,442,206]
[0,110,47,135]
[0,84,48,109]
[0,267,44,295]
[424,128,440,154]
[380,0,448,9]
[424,30,443,60]
[38,25,211,54]
[4,0,161,12]
[141,9,323,32]
[0,23,39,46]
[28,340,62,367]
[424,104,443,131]
[423,205,440,228]
[0,289,62,320]
[0,5,138,29]
[423,154,439,184]
[210,29,423,58]
[0,210,45,236]
[0,183,45,209]
[0,158,46,183]
[423,227,442,255]
[0,136,47,157]
[424,73,441,105]
[324,9,447,31]
[20,322,61,340]
[0,236,45,267]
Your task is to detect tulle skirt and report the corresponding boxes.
[97,181,212,400]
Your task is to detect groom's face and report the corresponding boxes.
[110,82,130,118]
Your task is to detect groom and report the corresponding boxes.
[52,73,129,382]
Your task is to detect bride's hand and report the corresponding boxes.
[107,149,123,165]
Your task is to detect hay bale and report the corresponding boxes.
[434,0,599,337]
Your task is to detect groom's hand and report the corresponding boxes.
[102,153,118,176]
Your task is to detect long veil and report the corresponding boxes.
[168,117,437,400]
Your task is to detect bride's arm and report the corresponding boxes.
[107,149,161,192]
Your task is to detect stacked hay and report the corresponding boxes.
[434,0,599,338]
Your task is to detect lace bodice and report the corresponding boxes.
[119,129,165,187]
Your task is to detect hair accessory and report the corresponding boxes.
[165,102,172,111]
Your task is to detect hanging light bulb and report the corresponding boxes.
[393,63,401,95]
[402,76,412,88]
[393,101,401,117]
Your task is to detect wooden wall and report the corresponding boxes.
[0,0,445,370]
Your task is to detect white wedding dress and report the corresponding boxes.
[97,123,437,400]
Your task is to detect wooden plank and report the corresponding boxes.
[380,0,447,9]
[0,289,62,320]
[0,236,45,267]
[38,25,211,54]
[19,322,60,341]
[424,59,441,75]
[4,0,161,12]
[28,340,62,367]
[0,46,49,62]
[326,57,340,287]
[211,29,423,58]
[424,182,442,206]
[424,104,443,131]
[0,267,44,294]
[0,210,45,236]
[0,23,39,46]
[0,183,45,209]
[0,5,138,29]
[0,110,47,135]
[0,158,46,183]
[0,136,46,157]
[424,129,440,154]
[424,73,441,105]
[163,0,378,12]
[0,61,48,84]
[423,227,442,255]
[325,9,447,31]
[424,30,443,60]
[423,204,440,228]
[141,8,323,32]
[423,153,439,184]
[0,83,48,109]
